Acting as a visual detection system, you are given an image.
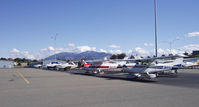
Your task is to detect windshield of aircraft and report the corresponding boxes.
[157,60,173,64]
[132,60,151,66]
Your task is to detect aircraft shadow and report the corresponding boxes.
[69,72,156,83]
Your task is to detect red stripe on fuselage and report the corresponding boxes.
[89,66,110,68]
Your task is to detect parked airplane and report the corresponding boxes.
[56,62,77,70]
[183,58,199,68]
[44,61,62,69]
[122,57,183,79]
[33,64,42,68]
[83,59,126,74]
[81,56,183,79]
[80,59,91,68]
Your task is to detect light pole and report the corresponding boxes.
[162,38,179,54]
[154,0,158,57]
[52,33,58,62]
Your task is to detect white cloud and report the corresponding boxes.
[30,45,99,59]
[109,50,122,54]
[108,45,120,49]
[156,44,199,56]
[157,48,178,56]
[48,46,55,51]
[181,44,199,53]
[11,48,20,53]
[185,32,199,37]
[67,43,75,47]
[157,48,165,55]
[75,46,96,52]
[10,48,35,60]
[144,43,153,47]
[37,46,67,59]
[99,49,107,53]
[134,47,152,57]
[126,50,133,55]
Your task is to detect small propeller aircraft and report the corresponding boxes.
[123,57,183,79]
[182,58,199,68]
[82,59,126,74]
[56,62,77,71]
[81,56,184,79]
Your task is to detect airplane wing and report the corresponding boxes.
[115,55,182,62]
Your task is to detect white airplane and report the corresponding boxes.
[33,64,42,68]
[56,62,77,70]
[122,57,184,79]
[82,56,184,79]
[44,61,62,69]
[183,58,199,68]
[83,59,126,74]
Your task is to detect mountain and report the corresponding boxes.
[45,51,112,60]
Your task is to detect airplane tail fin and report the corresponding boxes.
[81,59,87,64]
[70,61,75,65]
[196,60,199,65]
[104,57,108,60]
[80,59,91,68]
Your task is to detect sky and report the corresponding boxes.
[0,0,199,59]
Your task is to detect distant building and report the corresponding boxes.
[0,60,14,68]
[20,63,28,67]
[192,50,199,56]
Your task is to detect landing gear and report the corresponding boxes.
[169,69,178,77]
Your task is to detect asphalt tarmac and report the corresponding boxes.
[0,68,199,107]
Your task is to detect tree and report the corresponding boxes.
[110,54,117,59]
[0,57,7,60]
[117,53,126,59]
[32,59,38,62]
[161,54,165,57]
[130,55,135,59]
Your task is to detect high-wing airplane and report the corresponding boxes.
[183,58,199,68]
[122,57,183,79]
[82,59,126,74]
[81,56,184,79]
[56,62,77,70]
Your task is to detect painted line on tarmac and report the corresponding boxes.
[16,71,30,84]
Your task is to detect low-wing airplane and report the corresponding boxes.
[56,62,77,70]
[81,56,184,79]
